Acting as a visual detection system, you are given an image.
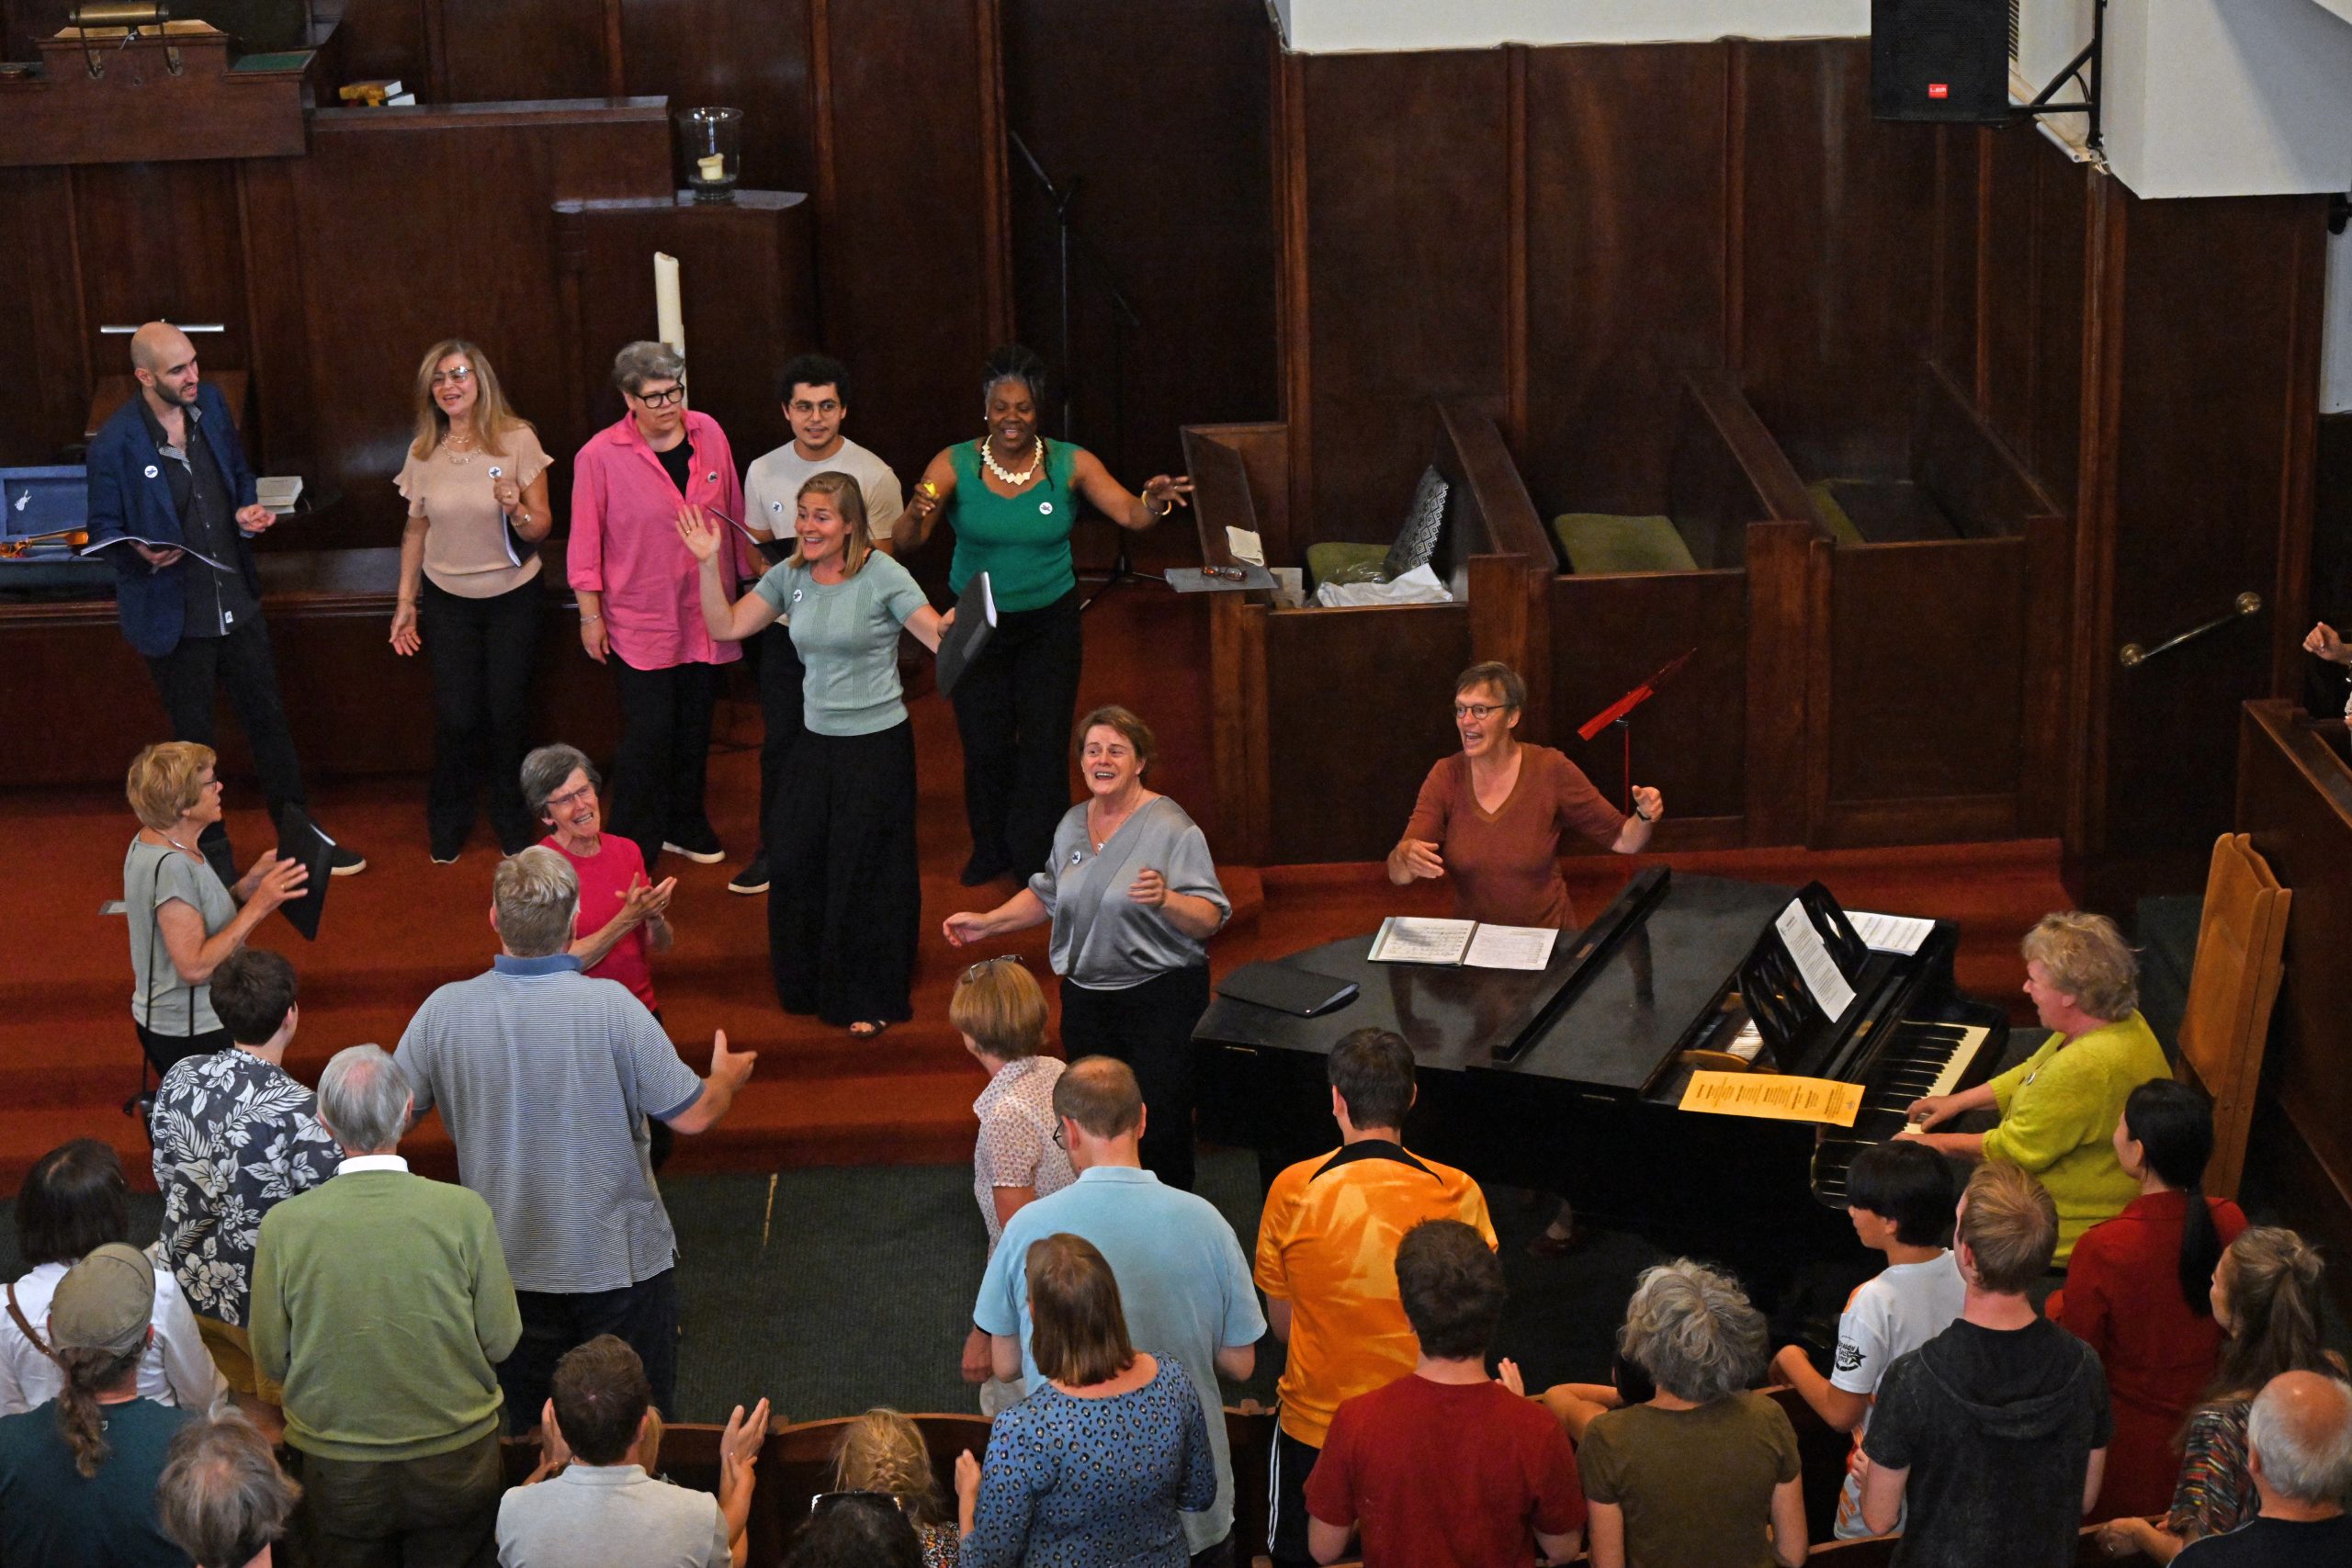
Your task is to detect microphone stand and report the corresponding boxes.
[1577,649,1696,813]
[1006,130,1148,612]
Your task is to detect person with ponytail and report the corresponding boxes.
[830,1408,960,1566]
[2050,1080,2248,1517]
[2095,1226,2339,1562]
[0,1243,196,1566]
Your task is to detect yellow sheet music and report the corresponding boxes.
[1678,1071,1863,1128]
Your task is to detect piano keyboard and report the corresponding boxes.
[1813,1020,1993,1204]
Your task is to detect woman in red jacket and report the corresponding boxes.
[2049,1078,2245,1517]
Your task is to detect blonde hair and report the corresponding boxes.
[1959,1161,2059,1293]
[126,741,217,830]
[2020,911,2139,1021]
[408,339,529,461]
[787,472,875,573]
[492,846,580,958]
[950,959,1048,1060]
[831,1408,951,1529]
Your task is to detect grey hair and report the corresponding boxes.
[494,845,579,958]
[1618,1258,1769,1405]
[2247,1371,2352,1506]
[520,744,600,822]
[318,1045,411,1155]
[612,340,685,396]
[158,1413,301,1568]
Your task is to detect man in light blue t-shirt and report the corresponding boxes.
[975,1056,1265,1562]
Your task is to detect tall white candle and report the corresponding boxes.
[653,252,684,356]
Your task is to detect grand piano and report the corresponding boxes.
[1193,869,2008,1250]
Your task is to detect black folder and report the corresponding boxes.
[1216,961,1361,1019]
[936,570,997,698]
[273,809,336,942]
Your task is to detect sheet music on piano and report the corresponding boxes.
[1773,898,1856,1021]
[1850,910,1935,955]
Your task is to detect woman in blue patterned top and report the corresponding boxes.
[955,1233,1215,1568]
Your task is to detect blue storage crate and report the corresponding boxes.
[2,465,112,593]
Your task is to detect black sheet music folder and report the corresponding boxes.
[1216,962,1360,1018]
[273,808,335,942]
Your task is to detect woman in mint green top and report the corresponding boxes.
[1903,911,2170,1265]
[899,344,1193,886]
[681,474,945,1034]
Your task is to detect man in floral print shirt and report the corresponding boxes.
[149,948,340,1406]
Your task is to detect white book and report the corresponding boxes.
[1369,918,1559,970]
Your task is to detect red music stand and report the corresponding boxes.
[1576,649,1696,812]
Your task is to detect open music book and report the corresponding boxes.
[1368,918,1559,970]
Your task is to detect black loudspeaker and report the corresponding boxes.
[1871,0,2011,123]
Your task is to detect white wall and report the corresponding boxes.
[1274,0,1865,51]
[2102,0,2352,198]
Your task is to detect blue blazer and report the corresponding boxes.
[85,380,264,658]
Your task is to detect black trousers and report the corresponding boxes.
[606,653,718,869]
[1264,1425,1321,1568]
[949,588,1082,875]
[769,720,919,1026]
[144,616,309,886]
[290,1427,502,1568]
[1059,964,1210,1191]
[502,1268,678,1434]
[421,576,541,857]
[136,1021,232,1079]
[753,621,806,855]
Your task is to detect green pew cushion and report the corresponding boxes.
[1805,480,1867,546]
[1305,541,1392,590]
[1549,513,1698,575]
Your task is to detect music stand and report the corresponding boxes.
[1576,649,1696,813]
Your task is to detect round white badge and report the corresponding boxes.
[488,466,504,479]
[1039,501,1054,515]
[706,472,718,486]
[769,501,784,514]
[791,588,804,604]
[144,465,159,479]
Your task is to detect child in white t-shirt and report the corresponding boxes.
[1770,1140,1967,1538]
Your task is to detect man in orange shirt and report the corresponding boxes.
[1255,1028,1496,1567]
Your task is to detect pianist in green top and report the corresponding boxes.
[1900,911,2170,1267]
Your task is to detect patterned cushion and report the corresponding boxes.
[1384,465,1451,580]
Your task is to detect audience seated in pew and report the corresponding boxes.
[829,1408,963,1567]
[1770,1140,1965,1540]
[1302,1218,1583,1568]
[2169,1371,2352,1568]
[155,1413,302,1568]
[1860,1162,2111,1568]
[2094,1226,2340,1563]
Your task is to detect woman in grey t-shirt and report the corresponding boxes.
[943,705,1228,1190]
[123,742,308,1076]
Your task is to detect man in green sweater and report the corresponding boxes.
[250,1044,521,1568]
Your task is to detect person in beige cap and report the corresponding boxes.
[0,1241,198,1566]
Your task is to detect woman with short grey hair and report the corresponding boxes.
[568,340,747,873]
[1576,1260,1809,1568]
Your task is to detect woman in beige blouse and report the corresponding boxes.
[390,340,553,862]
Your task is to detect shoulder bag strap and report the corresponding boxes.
[6,1282,53,1362]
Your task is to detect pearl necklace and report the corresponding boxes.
[979,434,1043,488]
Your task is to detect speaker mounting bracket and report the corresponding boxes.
[2013,0,2105,151]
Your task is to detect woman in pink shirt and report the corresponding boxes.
[568,341,747,871]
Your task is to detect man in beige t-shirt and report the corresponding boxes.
[728,354,905,896]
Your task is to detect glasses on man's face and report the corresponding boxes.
[962,953,1024,984]
[635,383,687,408]
[430,367,474,386]
[789,399,842,416]
[1051,1121,1068,1149]
[1453,702,1511,721]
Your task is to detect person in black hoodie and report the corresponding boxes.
[1860,1160,2111,1567]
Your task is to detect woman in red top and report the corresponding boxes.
[1386,661,1662,929]
[2050,1078,2245,1517]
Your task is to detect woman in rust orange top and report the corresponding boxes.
[1387,660,1662,928]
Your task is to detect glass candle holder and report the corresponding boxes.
[677,107,743,202]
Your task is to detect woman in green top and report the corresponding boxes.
[1904,910,2170,1265]
[680,474,946,1034]
[898,344,1192,887]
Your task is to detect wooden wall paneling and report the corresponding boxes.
[621,0,818,194]
[1207,592,1269,863]
[69,161,252,394]
[2023,138,2087,509]
[1296,49,1510,538]
[812,0,1012,486]
[2094,188,2327,893]
[2064,170,2126,866]
[1927,126,1978,392]
[1001,0,1277,491]
[1548,569,1748,830]
[1735,39,1938,482]
[2235,700,2352,1313]
[236,159,316,484]
[1261,604,1470,863]
[283,104,672,547]
[1274,46,1310,540]
[1911,362,2061,540]
[2018,513,2074,835]
[5,0,71,64]
[0,166,85,464]
[1520,42,1729,518]
[1744,519,1815,846]
[1669,370,1818,570]
[2312,414,2352,718]
[1976,128,2087,507]
[433,0,611,104]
